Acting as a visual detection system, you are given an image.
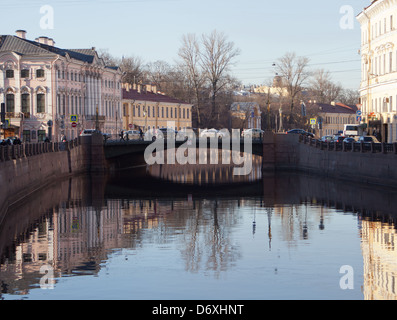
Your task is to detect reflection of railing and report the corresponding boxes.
[0,137,81,162]
[299,135,397,154]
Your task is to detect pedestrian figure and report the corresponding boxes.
[120,130,125,141]
[139,128,143,140]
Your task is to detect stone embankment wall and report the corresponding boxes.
[0,133,106,224]
[266,133,397,188]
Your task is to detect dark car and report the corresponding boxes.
[287,129,314,137]
[343,137,356,144]
[335,136,346,143]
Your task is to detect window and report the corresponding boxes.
[390,52,393,73]
[36,69,45,78]
[21,93,30,113]
[21,69,29,78]
[391,15,394,31]
[6,70,14,78]
[6,94,15,113]
[37,94,45,113]
[38,130,46,142]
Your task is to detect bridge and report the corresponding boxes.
[104,137,266,159]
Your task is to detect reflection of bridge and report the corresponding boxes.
[104,138,265,159]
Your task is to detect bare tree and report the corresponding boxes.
[120,55,145,85]
[199,30,240,124]
[144,60,172,92]
[276,52,310,114]
[178,33,206,126]
[337,88,360,105]
[309,69,342,104]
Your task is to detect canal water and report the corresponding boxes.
[1,161,397,300]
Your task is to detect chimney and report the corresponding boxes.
[35,36,49,45]
[15,30,27,39]
[47,38,55,46]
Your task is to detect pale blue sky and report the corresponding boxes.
[1,0,367,89]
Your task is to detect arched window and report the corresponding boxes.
[21,93,30,113]
[37,93,45,113]
[6,93,15,113]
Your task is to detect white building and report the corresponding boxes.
[0,30,122,142]
[357,0,397,142]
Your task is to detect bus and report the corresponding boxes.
[343,124,358,137]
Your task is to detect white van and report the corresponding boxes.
[343,125,358,137]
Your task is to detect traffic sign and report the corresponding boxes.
[71,122,77,128]
[356,110,362,116]
[70,115,78,122]
[129,123,133,129]
[310,118,316,125]
[356,116,362,122]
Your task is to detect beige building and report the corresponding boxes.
[308,102,359,137]
[122,83,192,132]
[357,0,397,142]
[0,30,122,142]
[230,102,262,130]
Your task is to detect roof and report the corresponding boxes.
[122,88,191,106]
[0,35,117,68]
[310,102,358,114]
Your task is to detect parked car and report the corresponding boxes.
[287,129,314,137]
[343,137,356,144]
[200,128,226,139]
[358,135,380,143]
[80,129,101,136]
[124,130,141,140]
[242,128,264,139]
[334,136,346,143]
[148,128,177,141]
[320,135,334,142]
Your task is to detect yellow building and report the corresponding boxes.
[308,102,359,137]
[122,83,192,132]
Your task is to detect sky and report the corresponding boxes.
[0,0,368,90]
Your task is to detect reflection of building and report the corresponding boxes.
[230,102,262,129]
[0,30,122,142]
[357,1,397,142]
[122,83,192,131]
[147,149,263,184]
[361,219,397,300]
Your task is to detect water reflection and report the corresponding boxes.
[146,149,263,184]
[0,169,397,299]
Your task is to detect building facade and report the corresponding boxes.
[309,102,358,137]
[122,83,192,132]
[0,30,122,142]
[230,102,262,130]
[357,0,397,142]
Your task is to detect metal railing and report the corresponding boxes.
[299,135,397,155]
[0,138,81,162]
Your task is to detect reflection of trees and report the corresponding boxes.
[180,199,241,277]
